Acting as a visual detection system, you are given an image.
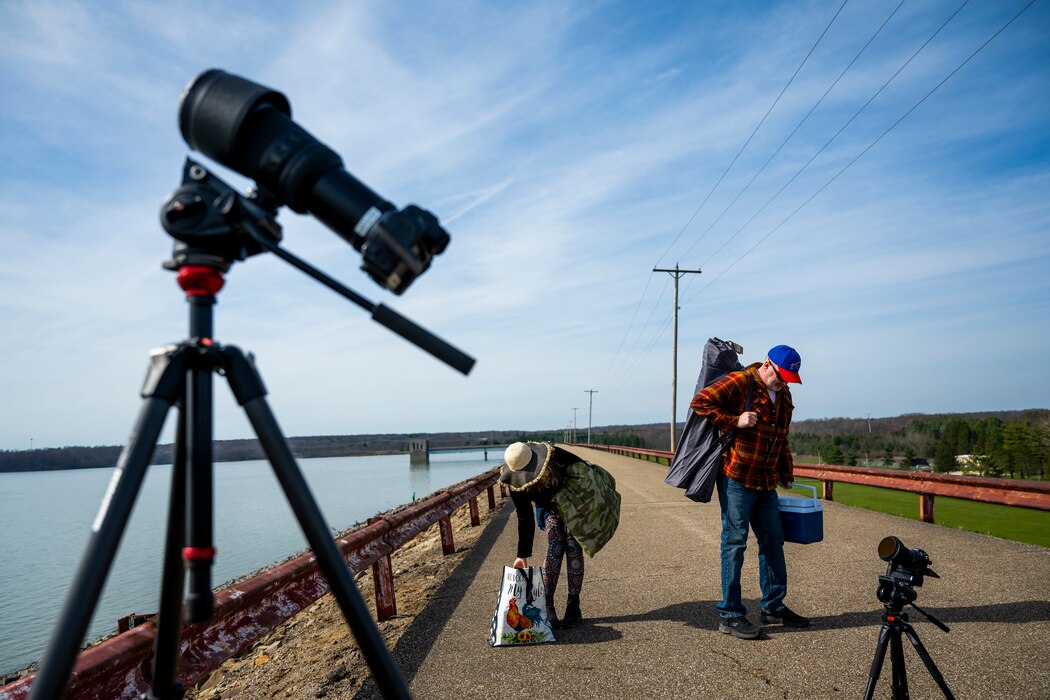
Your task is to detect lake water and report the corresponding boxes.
[0,450,502,676]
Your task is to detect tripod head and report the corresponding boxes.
[161,158,281,272]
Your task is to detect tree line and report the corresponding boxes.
[789,410,1048,479]
[3,411,1046,478]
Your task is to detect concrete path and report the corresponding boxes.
[356,446,1050,699]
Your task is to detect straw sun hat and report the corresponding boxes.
[498,441,553,491]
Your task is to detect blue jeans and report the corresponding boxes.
[715,474,787,618]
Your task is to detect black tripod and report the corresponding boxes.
[863,578,955,700]
[28,161,473,700]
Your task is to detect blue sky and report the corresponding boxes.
[1,0,1047,451]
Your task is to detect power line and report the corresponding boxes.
[606,308,675,397]
[600,0,852,395]
[684,0,1039,306]
[606,0,1037,399]
[675,0,909,265]
[600,1,1033,405]
[651,0,852,270]
[596,274,671,387]
[689,0,976,281]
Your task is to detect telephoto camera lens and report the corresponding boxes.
[178,69,449,294]
[879,535,934,574]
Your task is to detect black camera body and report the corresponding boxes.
[875,536,939,608]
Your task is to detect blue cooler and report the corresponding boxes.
[778,484,823,544]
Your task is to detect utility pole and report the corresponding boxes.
[653,264,702,452]
[571,408,579,444]
[584,389,598,445]
[867,414,872,467]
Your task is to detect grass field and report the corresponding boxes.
[789,476,1050,548]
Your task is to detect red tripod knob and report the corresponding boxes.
[177,265,225,296]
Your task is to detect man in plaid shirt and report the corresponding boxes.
[690,344,810,639]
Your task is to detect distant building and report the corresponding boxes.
[955,454,989,474]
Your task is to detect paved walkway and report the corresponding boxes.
[358,446,1050,699]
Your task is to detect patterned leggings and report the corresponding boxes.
[542,510,584,596]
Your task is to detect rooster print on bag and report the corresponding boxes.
[490,567,555,646]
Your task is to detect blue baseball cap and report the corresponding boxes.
[768,345,802,384]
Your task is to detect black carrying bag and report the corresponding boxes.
[665,338,753,502]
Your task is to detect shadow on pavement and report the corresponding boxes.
[553,597,1050,645]
[809,599,1050,631]
[353,502,514,699]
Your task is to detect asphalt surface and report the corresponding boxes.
[354,446,1050,699]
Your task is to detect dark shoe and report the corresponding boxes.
[545,595,561,629]
[718,615,761,639]
[562,594,582,627]
[761,605,810,628]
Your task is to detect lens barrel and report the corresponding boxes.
[178,69,391,247]
[878,535,931,573]
[177,69,450,294]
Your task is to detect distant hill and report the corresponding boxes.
[1,409,1046,474]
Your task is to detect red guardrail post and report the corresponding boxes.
[487,484,496,510]
[469,496,480,526]
[373,553,397,621]
[439,516,455,555]
[920,494,936,523]
[823,481,834,501]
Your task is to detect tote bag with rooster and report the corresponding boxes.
[488,566,556,646]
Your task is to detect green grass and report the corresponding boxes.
[790,476,1050,548]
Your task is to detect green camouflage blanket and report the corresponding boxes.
[553,461,621,557]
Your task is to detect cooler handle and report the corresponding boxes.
[790,483,818,505]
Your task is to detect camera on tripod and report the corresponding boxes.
[876,535,940,607]
[864,536,955,699]
[26,69,467,700]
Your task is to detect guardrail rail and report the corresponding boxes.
[576,443,1050,520]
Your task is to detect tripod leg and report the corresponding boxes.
[221,346,411,700]
[145,408,189,699]
[902,624,956,700]
[184,355,216,623]
[890,630,909,699]
[863,624,893,700]
[29,349,185,700]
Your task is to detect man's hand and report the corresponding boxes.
[779,480,794,489]
[512,557,528,569]
[737,411,758,429]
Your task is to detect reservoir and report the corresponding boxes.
[0,450,501,676]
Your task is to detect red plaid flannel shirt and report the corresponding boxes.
[689,363,794,491]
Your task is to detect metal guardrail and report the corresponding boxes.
[577,443,1050,521]
[0,469,504,700]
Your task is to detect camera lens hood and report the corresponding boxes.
[179,69,292,171]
